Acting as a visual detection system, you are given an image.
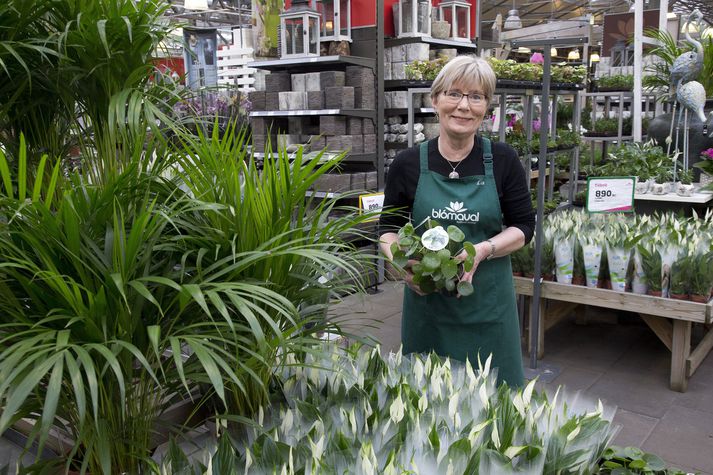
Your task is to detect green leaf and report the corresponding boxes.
[392,249,408,268]
[464,255,475,273]
[444,278,456,292]
[419,277,436,294]
[457,281,474,296]
[422,253,441,272]
[442,260,458,280]
[463,241,476,257]
[447,225,465,242]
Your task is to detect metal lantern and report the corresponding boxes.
[393,0,431,38]
[312,0,351,42]
[438,0,471,41]
[280,0,320,58]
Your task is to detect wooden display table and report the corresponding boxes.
[514,276,713,392]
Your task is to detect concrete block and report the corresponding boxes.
[405,43,430,61]
[312,173,351,193]
[355,87,376,109]
[389,45,406,62]
[384,47,392,63]
[277,134,301,148]
[265,92,279,111]
[363,134,376,153]
[320,116,346,136]
[287,117,303,134]
[390,91,409,109]
[305,72,321,91]
[247,91,266,110]
[307,91,324,110]
[391,61,407,80]
[278,91,307,110]
[264,71,291,91]
[291,73,307,92]
[250,117,266,135]
[350,172,366,190]
[345,135,364,153]
[345,66,373,88]
[301,120,320,135]
[320,70,345,88]
[326,135,348,152]
[347,117,363,135]
[303,135,325,151]
[365,171,378,190]
[383,62,392,80]
[325,86,354,109]
[363,118,375,134]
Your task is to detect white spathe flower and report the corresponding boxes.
[421,226,450,251]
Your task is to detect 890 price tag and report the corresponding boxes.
[586,177,635,213]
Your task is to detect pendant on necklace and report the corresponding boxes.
[448,171,460,179]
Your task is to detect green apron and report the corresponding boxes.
[402,137,524,387]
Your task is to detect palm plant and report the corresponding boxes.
[0,120,377,473]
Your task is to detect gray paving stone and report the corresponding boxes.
[642,406,713,475]
[610,409,659,448]
[546,366,604,392]
[588,368,678,419]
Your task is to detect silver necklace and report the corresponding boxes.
[443,156,466,179]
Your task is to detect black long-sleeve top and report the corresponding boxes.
[379,136,536,243]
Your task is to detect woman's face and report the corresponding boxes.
[433,81,487,141]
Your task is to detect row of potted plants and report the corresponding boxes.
[512,210,713,302]
[487,59,588,85]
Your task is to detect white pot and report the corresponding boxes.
[676,183,695,197]
[651,182,666,195]
[635,179,649,194]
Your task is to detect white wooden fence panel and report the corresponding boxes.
[217,45,256,92]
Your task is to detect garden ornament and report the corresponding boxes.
[677,80,710,169]
[667,9,705,155]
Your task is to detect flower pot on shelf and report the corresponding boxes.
[647,289,662,297]
[676,182,696,196]
[669,293,689,301]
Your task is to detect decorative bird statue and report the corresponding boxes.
[667,9,705,155]
[677,80,708,133]
[670,9,704,95]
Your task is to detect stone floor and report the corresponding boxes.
[331,282,713,475]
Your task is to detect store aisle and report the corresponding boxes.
[334,282,713,475]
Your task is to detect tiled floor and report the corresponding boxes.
[332,281,713,475]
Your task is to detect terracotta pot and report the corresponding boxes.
[542,273,555,281]
[525,272,535,278]
[572,276,585,286]
[597,279,612,290]
[690,294,710,303]
[669,293,689,300]
[647,289,662,297]
[512,271,524,277]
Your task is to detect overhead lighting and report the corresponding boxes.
[185,0,209,10]
[590,52,600,63]
[551,47,558,57]
[503,0,522,30]
[666,12,678,19]
[567,49,580,61]
[516,46,531,53]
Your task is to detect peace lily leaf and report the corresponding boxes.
[504,445,528,459]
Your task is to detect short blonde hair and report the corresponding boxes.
[430,55,496,104]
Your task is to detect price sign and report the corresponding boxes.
[359,192,385,221]
[586,177,635,213]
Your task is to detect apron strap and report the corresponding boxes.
[419,140,429,173]
[481,136,494,178]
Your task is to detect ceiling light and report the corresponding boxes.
[516,46,531,53]
[590,52,600,63]
[503,0,522,30]
[185,0,209,10]
[551,47,558,57]
[666,12,678,19]
[568,49,580,61]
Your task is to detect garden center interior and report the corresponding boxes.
[1,0,713,473]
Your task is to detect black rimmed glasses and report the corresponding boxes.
[443,90,486,105]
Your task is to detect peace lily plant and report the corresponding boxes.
[159,343,616,474]
[390,218,477,297]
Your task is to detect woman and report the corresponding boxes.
[379,55,535,386]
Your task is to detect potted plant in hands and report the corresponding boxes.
[389,219,477,297]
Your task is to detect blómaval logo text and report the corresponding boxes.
[431,201,480,223]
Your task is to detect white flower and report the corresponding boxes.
[421,226,450,251]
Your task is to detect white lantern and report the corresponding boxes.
[438,0,471,42]
[392,0,431,38]
[312,0,351,42]
[280,0,320,58]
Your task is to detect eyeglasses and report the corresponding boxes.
[443,90,487,105]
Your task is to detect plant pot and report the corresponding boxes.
[690,294,710,303]
[647,289,662,297]
[651,182,666,195]
[676,182,695,197]
[512,271,524,277]
[635,179,649,194]
[542,273,555,281]
[669,293,689,300]
[431,20,450,39]
[572,275,585,286]
[597,279,612,290]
